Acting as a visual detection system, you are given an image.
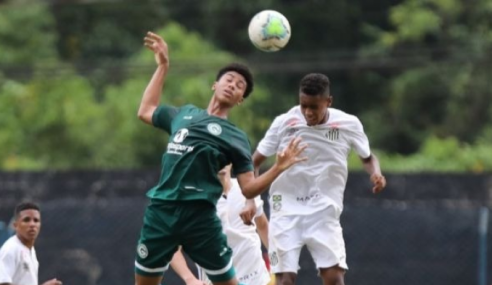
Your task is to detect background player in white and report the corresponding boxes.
[252,73,386,285]
[171,164,271,285]
[0,202,62,285]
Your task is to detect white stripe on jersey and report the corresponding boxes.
[257,106,370,217]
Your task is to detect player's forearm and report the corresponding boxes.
[240,165,282,199]
[170,249,197,283]
[255,214,269,250]
[362,154,382,176]
[252,151,268,177]
[137,65,168,123]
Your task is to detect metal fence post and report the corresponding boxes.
[478,207,489,285]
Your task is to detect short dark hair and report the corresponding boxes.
[299,73,330,97]
[216,63,254,99]
[14,202,40,219]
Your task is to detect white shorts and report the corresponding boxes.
[268,206,347,273]
[197,245,271,285]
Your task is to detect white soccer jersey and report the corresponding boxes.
[257,106,370,217]
[0,235,39,285]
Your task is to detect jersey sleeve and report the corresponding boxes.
[256,115,285,157]
[230,133,254,175]
[0,247,15,283]
[351,117,371,159]
[151,105,180,133]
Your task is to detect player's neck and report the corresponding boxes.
[320,110,330,124]
[207,97,231,119]
[311,110,329,126]
[16,234,35,249]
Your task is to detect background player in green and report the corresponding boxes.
[134,31,307,285]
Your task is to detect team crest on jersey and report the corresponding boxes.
[273,202,282,211]
[173,128,189,143]
[269,251,279,266]
[207,123,222,136]
[325,128,340,141]
[137,244,148,259]
[272,195,282,211]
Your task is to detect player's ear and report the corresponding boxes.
[237,97,244,105]
[327,96,333,107]
[212,83,217,91]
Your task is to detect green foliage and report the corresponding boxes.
[0,70,101,169]
[348,136,492,172]
[0,0,58,66]
[361,0,492,154]
[0,22,270,170]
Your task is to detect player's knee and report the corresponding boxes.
[275,272,296,285]
[320,267,345,285]
[325,275,344,285]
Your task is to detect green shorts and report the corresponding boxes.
[134,200,235,282]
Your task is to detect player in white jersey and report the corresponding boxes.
[0,202,62,285]
[171,165,272,285]
[252,73,386,285]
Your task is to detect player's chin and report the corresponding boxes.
[217,96,236,108]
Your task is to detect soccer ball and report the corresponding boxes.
[248,10,291,52]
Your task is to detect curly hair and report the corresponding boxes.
[216,63,254,99]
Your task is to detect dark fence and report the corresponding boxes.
[1,170,491,285]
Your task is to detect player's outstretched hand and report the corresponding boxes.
[41,278,62,285]
[275,137,308,171]
[144,31,169,66]
[370,173,386,194]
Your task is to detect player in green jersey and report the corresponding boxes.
[134,31,307,285]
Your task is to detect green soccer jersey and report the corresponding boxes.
[147,104,253,205]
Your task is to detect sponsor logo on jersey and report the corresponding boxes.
[137,244,148,259]
[207,123,222,136]
[296,193,321,202]
[173,128,189,143]
[168,128,195,155]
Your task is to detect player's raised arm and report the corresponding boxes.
[137,31,170,125]
[238,137,307,199]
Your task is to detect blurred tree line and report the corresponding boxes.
[1,0,492,172]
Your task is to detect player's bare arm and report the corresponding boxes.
[361,154,386,194]
[137,31,170,125]
[255,213,269,250]
[252,151,268,177]
[238,137,307,199]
